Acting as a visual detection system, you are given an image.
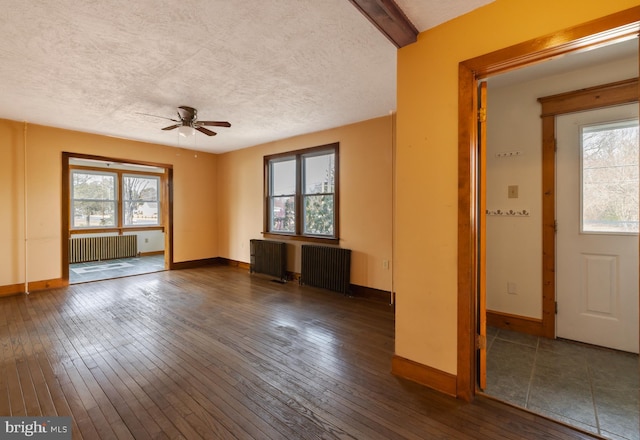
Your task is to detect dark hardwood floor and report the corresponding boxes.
[0,266,601,439]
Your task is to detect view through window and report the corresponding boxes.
[71,169,161,229]
[265,143,338,240]
[582,119,639,233]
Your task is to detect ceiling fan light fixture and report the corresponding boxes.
[178,125,196,137]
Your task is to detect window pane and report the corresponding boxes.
[271,159,296,196]
[271,196,296,232]
[304,195,334,235]
[72,201,116,227]
[123,176,160,226]
[304,153,335,194]
[124,201,158,225]
[71,171,117,228]
[582,120,639,233]
[72,172,116,200]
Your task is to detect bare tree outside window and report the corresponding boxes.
[123,175,160,226]
[71,170,161,229]
[582,120,639,233]
[71,171,117,227]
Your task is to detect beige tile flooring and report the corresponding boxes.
[485,327,639,440]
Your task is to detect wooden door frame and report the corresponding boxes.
[456,6,640,402]
[61,152,175,282]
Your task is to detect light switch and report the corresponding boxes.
[508,185,518,198]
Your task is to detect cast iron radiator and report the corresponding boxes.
[300,245,351,295]
[250,239,287,282]
[69,235,137,264]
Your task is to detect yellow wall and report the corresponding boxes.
[395,0,640,375]
[217,116,394,292]
[1,115,392,293]
[0,120,219,287]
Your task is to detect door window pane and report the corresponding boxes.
[582,120,639,233]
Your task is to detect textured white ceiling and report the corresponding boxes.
[0,0,493,153]
[395,0,493,31]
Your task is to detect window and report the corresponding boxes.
[71,169,162,230]
[265,143,338,240]
[581,119,639,233]
[123,175,160,226]
[71,171,117,228]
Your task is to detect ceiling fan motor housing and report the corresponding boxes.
[177,106,197,124]
[159,106,230,136]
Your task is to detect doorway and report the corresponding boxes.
[556,104,639,353]
[484,93,639,437]
[456,1,640,426]
[62,153,173,284]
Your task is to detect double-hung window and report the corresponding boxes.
[123,175,160,226]
[71,168,162,230]
[71,171,118,228]
[265,143,339,241]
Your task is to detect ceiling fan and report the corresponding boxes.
[146,106,231,137]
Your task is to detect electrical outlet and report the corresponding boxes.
[382,260,390,270]
[144,238,149,243]
[508,185,518,199]
[507,282,517,294]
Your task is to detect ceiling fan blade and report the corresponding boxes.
[137,112,179,122]
[162,124,181,131]
[197,121,231,128]
[196,126,217,136]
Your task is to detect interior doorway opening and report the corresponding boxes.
[62,153,173,284]
[457,5,640,437]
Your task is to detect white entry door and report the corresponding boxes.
[556,103,639,354]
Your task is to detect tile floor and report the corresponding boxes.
[69,254,165,284]
[485,326,639,440]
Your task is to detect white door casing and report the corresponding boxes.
[556,103,639,354]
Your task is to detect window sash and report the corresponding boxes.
[265,144,338,240]
[123,175,160,226]
[70,169,162,230]
[71,170,118,229]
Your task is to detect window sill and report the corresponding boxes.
[262,232,339,245]
[70,225,164,235]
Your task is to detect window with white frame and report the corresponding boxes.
[123,175,160,226]
[71,171,117,228]
[71,169,162,229]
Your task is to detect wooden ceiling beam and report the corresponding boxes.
[348,0,418,48]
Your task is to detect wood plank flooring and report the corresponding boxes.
[0,266,602,439]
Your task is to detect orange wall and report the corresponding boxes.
[395,0,640,375]
[1,115,392,293]
[0,119,219,287]
[217,116,394,292]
